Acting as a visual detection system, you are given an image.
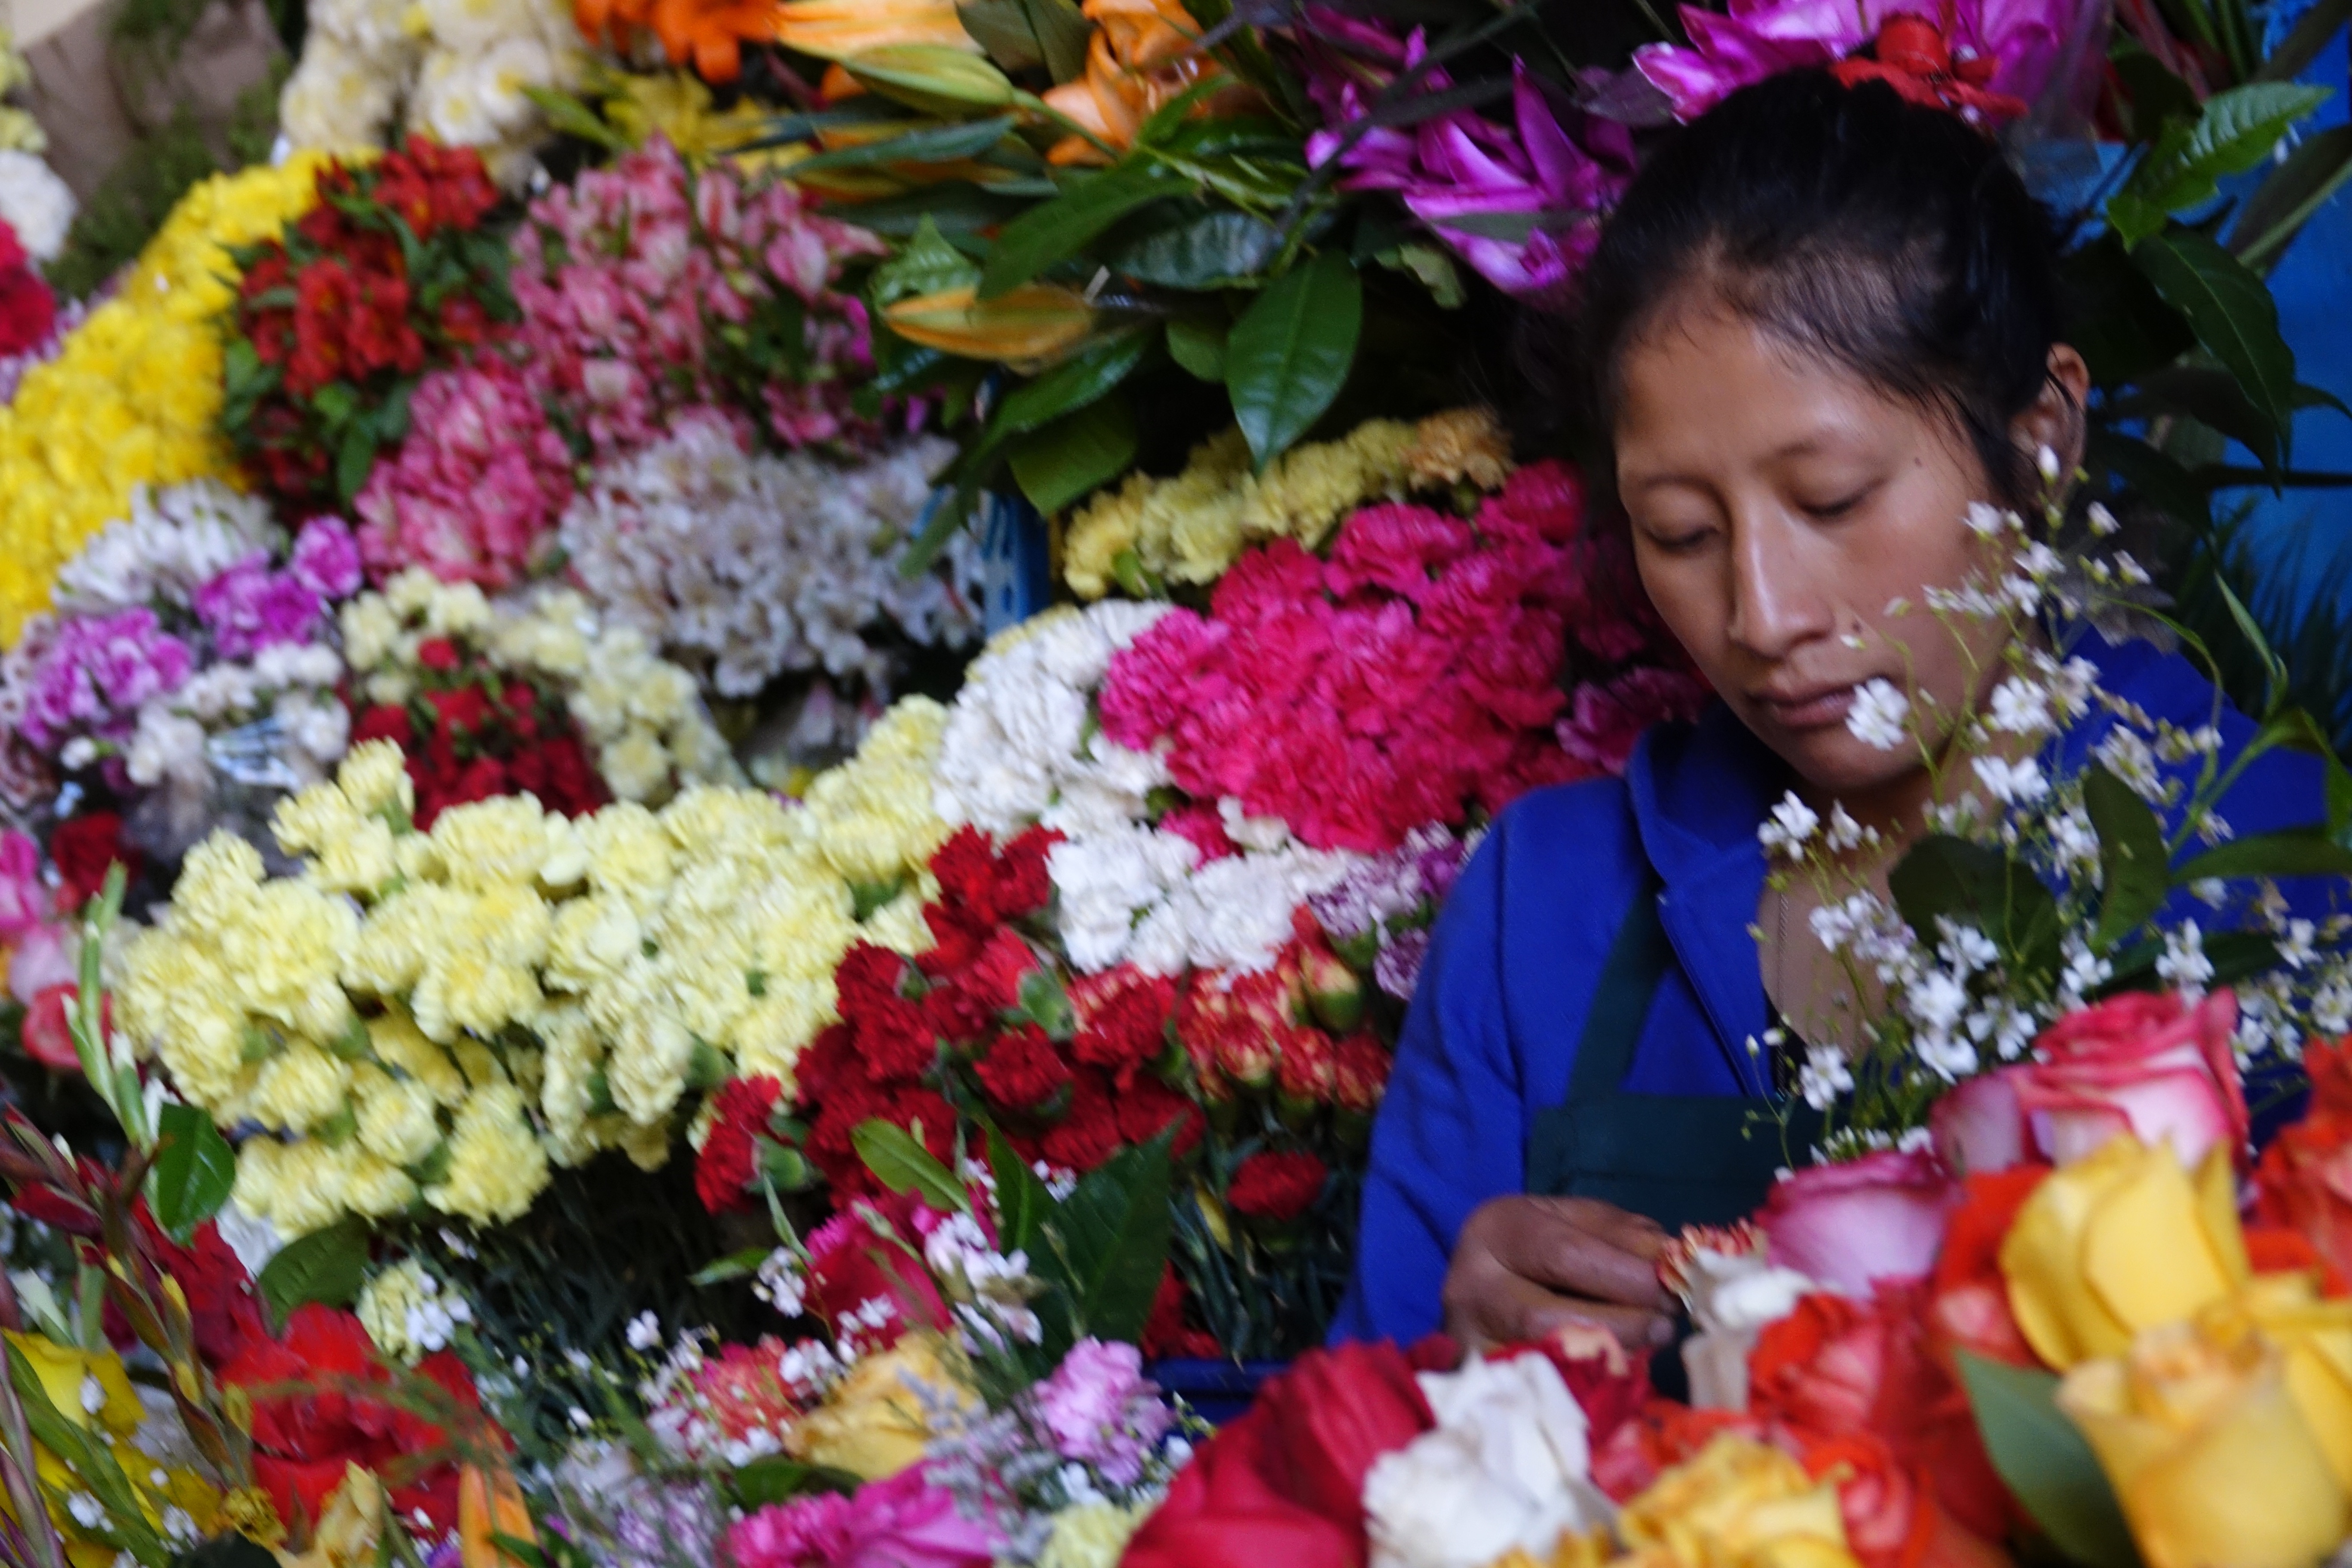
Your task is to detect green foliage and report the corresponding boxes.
[1225,249,1363,469]
[254,1217,370,1325]
[1954,1352,2142,1568]
[150,1104,236,1243]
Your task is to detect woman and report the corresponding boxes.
[1333,69,2331,1351]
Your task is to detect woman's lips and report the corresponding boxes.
[1754,682,1858,732]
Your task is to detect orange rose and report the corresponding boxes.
[2255,1036,2352,1288]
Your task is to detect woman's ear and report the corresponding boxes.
[2012,344,2093,481]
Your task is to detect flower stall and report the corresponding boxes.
[0,0,2342,1557]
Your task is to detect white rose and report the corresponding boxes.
[1363,1354,1614,1568]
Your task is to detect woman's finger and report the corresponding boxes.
[1492,1197,1669,1309]
[1455,1269,1671,1352]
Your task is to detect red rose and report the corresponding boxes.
[804,1196,948,1346]
[696,1075,784,1213]
[21,983,96,1072]
[1069,966,1174,1075]
[1757,1149,1960,1298]
[1227,1151,1327,1223]
[973,1024,1072,1112]
[2256,1036,2352,1286]
[1123,1340,1434,1568]
[2014,989,2250,1170]
[415,638,461,672]
[50,812,138,912]
[1926,1166,2047,1369]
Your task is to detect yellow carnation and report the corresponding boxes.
[342,1153,419,1219]
[251,1043,352,1135]
[367,1009,470,1106]
[267,1139,359,1235]
[429,797,556,889]
[335,739,414,820]
[546,895,643,992]
[354,1066,444,1167]
[425,1082,549,1225]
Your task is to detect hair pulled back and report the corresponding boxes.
[1578,70,2065,506]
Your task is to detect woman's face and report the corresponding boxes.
[1612,296,2048,803]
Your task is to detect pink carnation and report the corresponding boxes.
[0,830,46,941]
[725,1465,999,1568]
[1032,1338,1174,1486]
[1558,667,1713,773]
[354,360,575,588]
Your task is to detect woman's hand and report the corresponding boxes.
[1442,1194,1675,1351]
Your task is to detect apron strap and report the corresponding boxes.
[1563,874,1671,1105]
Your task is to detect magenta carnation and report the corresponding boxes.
[724,1464,999,1568]
[17,608,192,753]
[354,360,575,588]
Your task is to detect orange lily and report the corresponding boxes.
[770,0,982,58]
[457,1463,537,1568]
[1038,0,1257,163]
[576,0,773,81]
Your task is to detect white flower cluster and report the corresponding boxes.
[279,0,582,182]
[0,149,74,265]
[54,481,277,615]
[123,641,349,792]
[934,603,1369,976]
[356,1256,475,1364]
[922,1207,1044,1352]
[561,420,979,702]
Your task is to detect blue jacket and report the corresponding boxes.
[1333,633,2333,1344]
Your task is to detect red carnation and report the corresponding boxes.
[1227,1151,1328,1223]
[928,827,998,918]
[835,943,912,1019]
[0,256,55,358]
[967,928,1042,1014]
[1141,1267,1220,1360]
[1041,1074,1123,1172]
[352,704,413,747]
[973,1024,1072,1113]
[851,992,937,1085]
[695,1075,784,1213]
[991,825,1059,917]
[50,812,137,912]
[415,638,461,672]
[1330,1035,1393,1114]
[1070,967,1176,1077]
[1114,1075,1203,1158]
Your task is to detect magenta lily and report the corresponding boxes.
[1299,13,1633,307]
[1632,0,2095,123]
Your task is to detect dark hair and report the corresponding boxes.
[1577,70,2066,507]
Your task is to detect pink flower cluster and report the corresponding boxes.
[725,1465,1000,1568]
[353,360,576,589]
[1098,462,1608,854]
[194,518,363,659]
[1032,1338,1175,1487]
[511,136,885,462]
[15,608,192,752]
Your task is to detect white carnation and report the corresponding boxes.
[0,150,75,265]
[53,481,276,614]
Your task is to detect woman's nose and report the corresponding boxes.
[1723,509,1834,661]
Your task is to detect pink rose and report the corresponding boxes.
[725,1464,1000,1568]
[0,830,49,941]
[1928,1070,2033,1178]
[8,922,76,1006]
[2010,989,2248,1169]
[1757,1150,1961,1297]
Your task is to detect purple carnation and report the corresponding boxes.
[18,608,192,752]
[192,551,326,660]
[288,516,364,600]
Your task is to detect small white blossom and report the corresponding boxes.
[2281,919,2319,971]
[2088,501,2121,536]
[1845,679,1911,751]
[1824,803,1869,851]
[1797,1045,1854,1111]
[626,1311,663,1352]
[78,1374,104,1415]
[1963,502,2010,538]
[1907,970,1970,1035]
[1936,920,2000,976]
[2037,445,2062,483]
[1972,755,2049,806]
[2157,921,2214,999]
[66,1493,104,1530]
[1987,677,2052,737]
[1758,792,1821,856]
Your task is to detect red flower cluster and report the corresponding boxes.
[49,810,138,913]
[2257,1035,2352,1286]
[0,218,54,358]
[228,139,510,507]
[1227,1150,1329,1223]
[350,645,605,828]
[1176,930,1392,1121]
[696,1073,784,1214]
[220,1302,486,1534]
[793,827,1207,1194]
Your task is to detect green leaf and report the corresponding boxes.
[1008,395,1137,514]
[850,1118,968,1213]
[979,166,1179,299]
[333,421,377,505]
[1225,249,1362,469]
[2133,228,2300,448]
[2063,234,2197,389]
[521,86,631,152]
[1166,317,1227,382]
[898,476,977,578]
[2230,124,2352,270]
[1888,836,2063,983]
[991,327,1152,435]
[822,182,1029,237]
[2109,83,2330,243]
[2116,366,2283,472]
[150,1103,236,1243]
[2085,767,2171,951]
[1106,209,1279,288]
[1955,1352,2141,1568]
[957,0,1090,80]
[988,1123,1052,1258]
[729,1457,861,1509]
[173,1537,282,1568]
[688,1245,775,1286]
[2257,0,2352,80]
[784,116,1017,177]
[842,45,1020,117]
[2172,827,2352,882]
[254,1216,370,1325]
[2110,43,2200,142]
[871,217,983,308]
[1035,1130,1173,1351]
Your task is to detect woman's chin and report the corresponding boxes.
[1763,728,1925,808]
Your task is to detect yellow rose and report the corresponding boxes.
[1999,1136,2246,1369]
[1613,1433,1857,1568]
[2214,1273,2352,1491]
[787,1333,977,1480]
[273,1463,382,1568]
[2058,1316,2349,1568]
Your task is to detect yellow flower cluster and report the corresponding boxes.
[0,156,334,646]
[123,704,948,1235]
[1498,1433,1856,1568]
[5,1332,222,1565]
[1059,406,1516,600]
[0,28,43,151]
[341,571,742,805]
